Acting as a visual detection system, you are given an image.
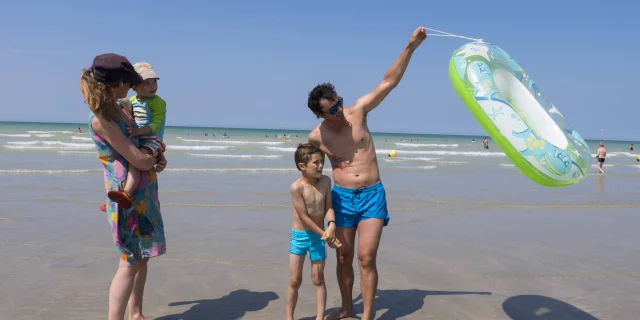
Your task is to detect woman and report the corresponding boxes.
[80,53,167,320]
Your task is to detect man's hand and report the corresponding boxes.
[408,26,427,51]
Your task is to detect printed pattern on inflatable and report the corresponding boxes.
[449,42,591,187]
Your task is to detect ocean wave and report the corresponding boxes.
[0,134,31,137]
[167,145,229,151]
[0,169,99,174]
[395,143,459,148]
[377,149,505,157]
[382,157,437,162]
[591,152,635,158]
[267,146,297,152]
[186,153,282,159]
[165,167,299,173]
[34,134,54,138]
[391,165,437,170]
[27,131,73,134]
[4,141,94,150]
[57,151,97,156]
[176,137,284,145]
[71,136,93,141]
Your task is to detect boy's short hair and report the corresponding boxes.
[294,143,324,170]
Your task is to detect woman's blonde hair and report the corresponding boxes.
[79,68,120,122]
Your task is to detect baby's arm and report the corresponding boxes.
[290,183,325,237]
[130,98,166,137]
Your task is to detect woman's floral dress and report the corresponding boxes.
[89,104,166,264]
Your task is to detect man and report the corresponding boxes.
[307,26,427,320]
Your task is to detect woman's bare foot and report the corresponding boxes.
[324,308,353,320]
[129,314,147,320]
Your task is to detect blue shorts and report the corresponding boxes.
[289,229,326,261]
[332,181,390,228]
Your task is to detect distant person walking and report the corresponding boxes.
[596,142,606,174]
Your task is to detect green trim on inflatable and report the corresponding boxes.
[448,42,591,187]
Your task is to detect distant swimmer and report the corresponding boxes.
[483,137,489,149]
[630,144,634,151]
[596,142,606,174]
[472,138,475,144]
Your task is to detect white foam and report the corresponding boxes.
[57,151,97,156]
[499,164,516,167]
[0,134,31,137]
[0,169,99,174]
[377,149,505,157]
[177,137,284,145]
[391,165,437,170]
[591,152,635,158]
[4,141,94,150]
[186,153,282,159]
[27,131,73,134]
[165,167,298,173]
[34,134,54,138]
[382,157,438,162]
[267,147,297,152]
[395,143,459,148]
[167,145,229,151]
[71,136,93,141]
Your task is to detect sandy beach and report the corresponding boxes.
[2,123,640,319]
[2,170,640,319]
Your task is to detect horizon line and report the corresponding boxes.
[0,120,632,143]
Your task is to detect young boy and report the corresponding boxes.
[287,143,342,320]
[100,62,167,210]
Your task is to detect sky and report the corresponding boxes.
[0,0,637,140]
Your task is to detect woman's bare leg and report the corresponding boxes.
[128,258,149,320]
[108,258,141,320]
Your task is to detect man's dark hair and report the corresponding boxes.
[294,143,324,171]
[308,82,337,118]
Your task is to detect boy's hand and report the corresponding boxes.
[321,224,341,248]
[327,237,342,249]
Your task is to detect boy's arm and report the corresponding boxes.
[290,184,325,237]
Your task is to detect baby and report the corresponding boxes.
[286,143,342,320]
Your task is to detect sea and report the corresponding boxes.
[2,121,640,319]
[0,120,638,208]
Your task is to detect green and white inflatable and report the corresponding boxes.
[449,42,591,187]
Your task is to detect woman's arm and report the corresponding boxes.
[91,117,158,171]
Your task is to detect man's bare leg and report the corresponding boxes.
[324,227,356,320]
[286,253,305,320]
[356,219,384,320]
[128,258,149,320]
[311,260,327,320]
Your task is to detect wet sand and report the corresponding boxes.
[2,171,640,320]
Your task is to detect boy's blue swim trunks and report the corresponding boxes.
[289,229,326,261]
[331,180,390,228]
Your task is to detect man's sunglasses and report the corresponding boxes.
[326,97,343,115]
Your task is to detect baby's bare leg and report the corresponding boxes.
[311,260,327,320]
[286,253,305,320]
[107,147,152,209]
[123,147,153,196]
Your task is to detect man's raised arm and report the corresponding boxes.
[353,26,427,115]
